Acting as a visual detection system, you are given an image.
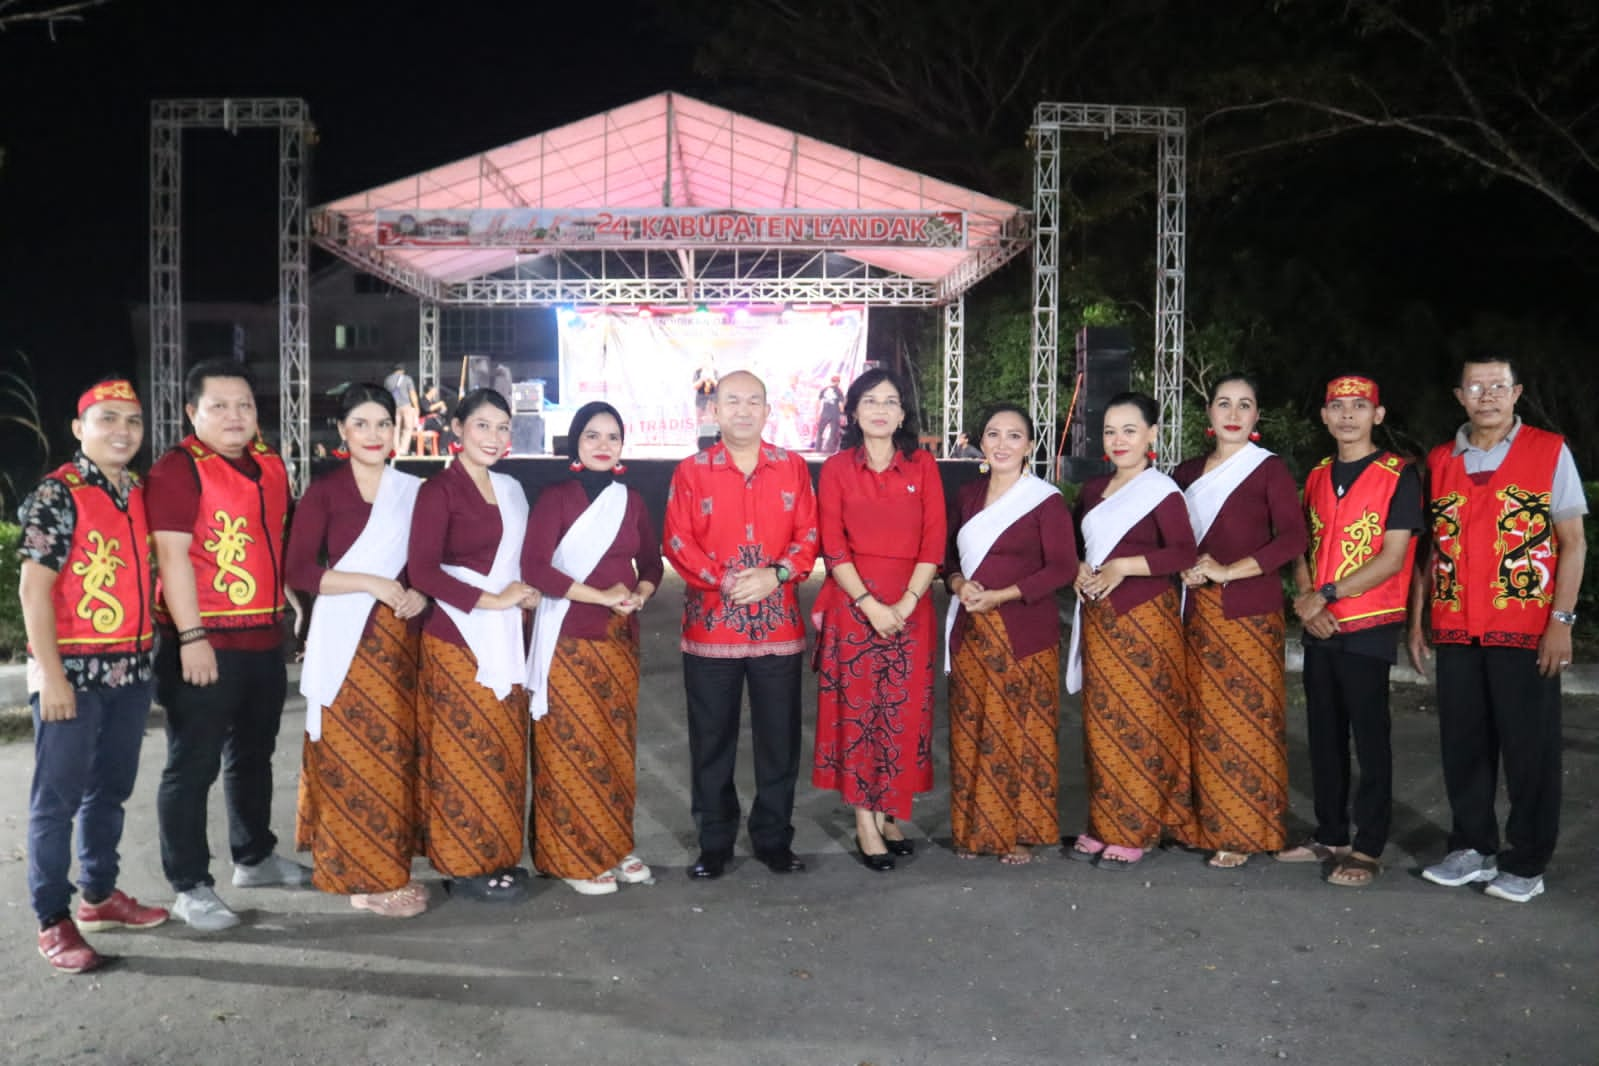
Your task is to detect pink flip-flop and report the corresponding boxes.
[1098,845,1145,870]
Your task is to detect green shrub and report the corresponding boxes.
[0,521,21,661]
[1579,483,1599,626]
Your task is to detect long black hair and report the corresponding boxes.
[452,387,512,423]
[839,367,921,457]
[338,382,396,422]
[1104,391,1160,426]
[1207,372,1260,405]
[975,402,1035,443]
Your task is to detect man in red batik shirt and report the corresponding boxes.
[663,370,819,880]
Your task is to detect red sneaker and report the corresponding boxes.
[38,920,104,974]
[76,890,170,932]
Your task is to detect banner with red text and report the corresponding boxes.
[557,309,867,450]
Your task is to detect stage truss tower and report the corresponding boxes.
[150,98,315,492]
[1030,104,1187,475]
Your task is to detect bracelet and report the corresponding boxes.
[177,627,208,646]
[852,591,872,606]
[907,587,922,602]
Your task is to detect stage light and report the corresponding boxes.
[778,303,795,323]
[558,306,582,328]
[637,305,653,318]
[731,307,751,324]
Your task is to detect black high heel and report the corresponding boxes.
[855,835,896,872]
[881,816,914,856]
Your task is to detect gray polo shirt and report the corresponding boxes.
[1451,417,1587,523]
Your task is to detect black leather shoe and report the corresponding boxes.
[882,836,915,857]
[687,850,731,880]
[753,848,807,874]
[855,836,896,872]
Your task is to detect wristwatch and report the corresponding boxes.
[772,562,793,584]
[1552,609,1578,626]
[1319,582,1339,604]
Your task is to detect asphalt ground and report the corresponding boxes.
[1,573,1595,1066]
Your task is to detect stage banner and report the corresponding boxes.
[558,309,867,450]
[374,208,965,250]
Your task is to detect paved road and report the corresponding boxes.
[2,575,1595,1066]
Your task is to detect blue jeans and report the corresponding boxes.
[27,682,153,924]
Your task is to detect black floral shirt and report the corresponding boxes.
[16,453,154,691]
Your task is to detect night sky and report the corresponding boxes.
[0,0,697,419]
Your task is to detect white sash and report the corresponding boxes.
[436,473,530,700]
[941,475,1059,675]
[1066,468,1180,694]
[524,482,629,720]
[1183,443,1272,545]
[299,467,420,741]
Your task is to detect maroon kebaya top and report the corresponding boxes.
[1073,477,1197,616]
[1173,453,1307,620]
[521,479,665,641]
[407,460,508,648]
[945,476,1079,661]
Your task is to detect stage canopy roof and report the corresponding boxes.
[312,92,1030,307]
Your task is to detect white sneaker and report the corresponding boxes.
[1483,872,1545,903]
[232,853,312,888]
[173,886,241,932]
[1421,848,1498,887]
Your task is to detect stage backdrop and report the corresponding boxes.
[557,308,867,450]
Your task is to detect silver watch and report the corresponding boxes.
[1551,609,1578,626]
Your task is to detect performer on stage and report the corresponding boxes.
[1175,373,1307,868]
[1279,374,1420,888]
[148,360,308,932]
[20,378,167,973]
[663,370,820,880]
[813,375,845,454]
[811,369,946,871]
[1069,392,1197,870]
[407,388,539,903]
[287,384,429,918]
[944,404,1076,864]
[523,402,663,895]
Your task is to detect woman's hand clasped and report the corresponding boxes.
[1183,553,1229,588]
[1075,560,1126,602]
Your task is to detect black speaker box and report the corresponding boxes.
[1073,326,1134,458]
[511,414,545,455]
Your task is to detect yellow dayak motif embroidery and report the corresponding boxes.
[1493,484,1554,608]
[1429,492,1465,610]
[71,531,126,634]
[1335,511,1382,580]
[204,510,257,606]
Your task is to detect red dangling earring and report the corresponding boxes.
[1204,426,1215,438]
[332,446,350,460]
[1102,454,1111,462]
[1146,449,1158,462]
[612,462,627,475]
[503,445,514,457]
[388,449,398,459]
[1249,431,1262,442]
[569,460,583,472]
[448,440,463,455]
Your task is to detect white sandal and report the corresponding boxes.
[563,871,618,896]
[612,855,652,884]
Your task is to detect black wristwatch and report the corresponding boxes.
[772,562,793,584]
[1319,582,1339,604]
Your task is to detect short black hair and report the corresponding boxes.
[1104,391,1160,426]
[976,402,1035,442]
[1460,355,1518,386]
[1208,372,1260,404]
[184,359,255,407]
[339,382,396,422]
[840,367,921,457]
[453,386,511,423]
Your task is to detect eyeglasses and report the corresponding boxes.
[858,396,902,409]
[1462,382,1514,399]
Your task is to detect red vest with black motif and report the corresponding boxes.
[1425,425,1563,649]
[154,435,289,631]
[38,463,154,658]
[1304,452,1417,633]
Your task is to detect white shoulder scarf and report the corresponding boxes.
[1065,467,1180,694]
[437,472,530,700]
[524,482,630,720]
[1183,443,1272,545]
[299,466,420,741]
[941,474,1060,675]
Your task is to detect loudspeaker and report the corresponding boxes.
[511,414,545,455]
[1071,326,1133,464]
[462,355,493,392]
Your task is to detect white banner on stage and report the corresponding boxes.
[557,309,867,450]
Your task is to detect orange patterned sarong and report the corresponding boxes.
[948,610,1061,854]
[295,604,421,894]
[530,613,639,879]
[417,633,529,878]
[1184,584,1289,853]
[1080,586,1195,848]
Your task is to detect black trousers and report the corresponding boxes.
[683,651,803,855]
[155,639,288,892]
[1436,642,1562,878]
[1302,642,1393,857]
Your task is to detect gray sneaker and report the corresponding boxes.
[173,886,241,932]
[232,853,313,888]
[1484,871,1545,903]
[1421,848,1497,887]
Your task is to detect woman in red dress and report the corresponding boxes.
[811,369,946,871]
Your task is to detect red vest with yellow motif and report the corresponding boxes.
[1304,452,1417,633]
[1425,425,1563,649]
[39,463,154,658]
[154,435,289,631]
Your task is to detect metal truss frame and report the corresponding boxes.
[941,298,965,452]
[1030,103,1187,475]
[150,97,314,491]
[418,300,440,392]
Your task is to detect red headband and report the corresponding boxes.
[1325,375,1379,405]
[77,379,140,417]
